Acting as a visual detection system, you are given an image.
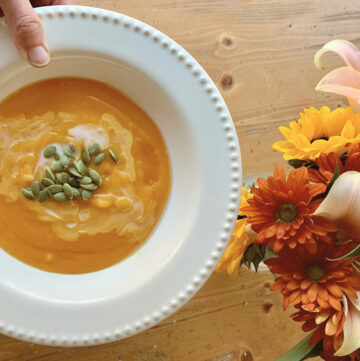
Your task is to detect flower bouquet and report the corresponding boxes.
[216,39,360,361]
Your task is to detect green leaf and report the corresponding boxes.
[275,332,319,361]
[242,244,266,271]
[352,261,360,273]
[328,244,360,261]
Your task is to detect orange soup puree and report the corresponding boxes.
[0,77,171,274]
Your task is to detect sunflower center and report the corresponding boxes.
[311,136,329,143]
[278,204,297,223]
[306,264,324,281]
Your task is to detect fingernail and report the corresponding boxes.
[27,46,50,67]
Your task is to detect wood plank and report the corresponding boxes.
[2,0,359,359]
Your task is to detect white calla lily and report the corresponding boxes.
[335,293,360,356]
[313,171,360,241]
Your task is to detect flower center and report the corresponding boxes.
[311,136,329,143]
[278,204,297,223]
[306,264,324,281]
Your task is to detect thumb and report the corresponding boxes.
[1,0,49,67]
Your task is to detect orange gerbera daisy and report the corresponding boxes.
[292,308,360,361]
[309,143,360,185]
[265,242,360,312]
[243,165,336,254]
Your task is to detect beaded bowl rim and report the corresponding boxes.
[0,5,242,346]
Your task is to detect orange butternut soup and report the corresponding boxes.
[0,77,171,274]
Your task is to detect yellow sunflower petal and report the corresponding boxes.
[273,106,360,161]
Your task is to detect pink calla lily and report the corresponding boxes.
[335,293,360,356]
[313,171,360,241]
[314,39,360,112]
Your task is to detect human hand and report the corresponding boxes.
[0,0,71,67]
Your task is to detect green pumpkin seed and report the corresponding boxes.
[47,185,64,194]
[41,178,55,187]
[22,188,34,200]
[53,192,68,202]
[82,146,90,164]
[45,167,55,182]
[75,160,86,175]
[54,152,60,161]
[43,145,56,158]
[89,143,100,156]
[69,167,82,177]
[109,149,118,163]
[94,152,105,165]
[88,169,102,186]
[52,161,63,172]
[55,173,65,184]
[72,187,81,200]
[63,145,76,158]
[38,189,49,203]
[68,176,79,187]
[31,180,40,196]
[79,176,92,184]
[80,183,97,190]
[69,143,77,153]
[60,154,70,168]
[81,189,92,200]
[63,183,73,199]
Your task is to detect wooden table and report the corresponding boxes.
[1,0,359,360]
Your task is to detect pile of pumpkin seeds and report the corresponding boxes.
[22,143,119,202]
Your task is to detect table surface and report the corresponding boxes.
[1,0,359,360]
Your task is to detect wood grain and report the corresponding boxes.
[2,0,360,360]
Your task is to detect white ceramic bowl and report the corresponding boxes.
[0,5,241,346]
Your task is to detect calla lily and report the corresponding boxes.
[313,171,360,241]
[314,39,360,112]
[335,293,360,356]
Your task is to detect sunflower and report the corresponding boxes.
[265,242,360,312]
[273,106,360,161]
[243,165,336,254]
[215,187,254,278]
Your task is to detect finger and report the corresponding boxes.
[0,0,50,67]
[30,0,71,5]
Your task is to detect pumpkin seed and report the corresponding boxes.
[63,183,73,199]
[48,184,63,194]
[60,154,70,168]
[81,189,92,200]
[38,189,49,203]
[55,173,65,184]
[109,149,118,163]
[89,143,100,156]
[79,176,92,184]
[53,192,68,202]
[60,172,70,183]
[72,187,81,200]
[68,176,79,187]
[88,169,102,186]
[43,145,56,158]
[82,146,90,164]
[94,152,105,165]
[75,160,86,175]
[69,167,82,178]
[80,183,97,191]
[54,152,60,161]
[31,180,40,196]
[63,145,76,158]
[41,178,55,187]
[45,167,55,182]
[52,161,63,172]
[69,143,77,153]
[22,188,34,200]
